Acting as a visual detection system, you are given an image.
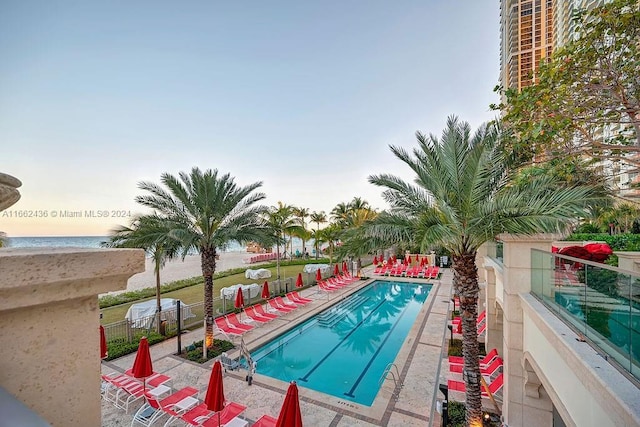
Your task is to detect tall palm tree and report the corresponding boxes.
[330,202,350,227]
[136,167,269,356]
[348,196,370,211]
[292,206,310,255]
[320,223,343,265]
[104,215,181,333]
[361,116,602,426]
[310,211,327,259]
[264,202,302,282]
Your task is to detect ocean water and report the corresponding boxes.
[5,236,311,253]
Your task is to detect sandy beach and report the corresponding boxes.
[122,251,253,293]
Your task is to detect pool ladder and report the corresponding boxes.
[240,337,256,386]
[379,363,403,401]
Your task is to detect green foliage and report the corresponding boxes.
[104,332,168,361]
[448,339,463,357]
[179,339,235,364]
[565,233,640,251]
[447,401,466,426]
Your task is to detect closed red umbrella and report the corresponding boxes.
[100,325,108,359]
[276,381,303,427]
[235,287,245,309]
[342,261,348,273]
[315,269,322,281]
[131,336,153,391]
[333,264,339,275]
[262,281,270,299]
[204,360,225,426]
[373,255,378,265]
[295,273,303,288]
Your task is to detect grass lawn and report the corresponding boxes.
[100,264,315,325]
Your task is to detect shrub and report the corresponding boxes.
[565,233,640,251]
[105,332,169,361]
[447,401,466,426]
[448,339,463,357]
[178,339,235,364]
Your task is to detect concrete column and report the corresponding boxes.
[0,248,145,427]
[499,233,560,427]
[614,251,640,274]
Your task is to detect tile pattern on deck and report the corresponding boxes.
[101,267,454,426]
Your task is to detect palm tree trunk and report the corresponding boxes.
[155,259,162,335]
[201,246,217,359]
[452,252,483,427]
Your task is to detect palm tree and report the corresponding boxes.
[310,211,327,258]
[360,116,602,425]
[320,223,343,265]
[292,206,310,255]
[104,215,181,333]
[348,196,370,211]
[330,202,350,227]
[264,202,302,282]
[136,167,269,356]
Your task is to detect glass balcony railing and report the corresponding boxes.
[531,249,640,381]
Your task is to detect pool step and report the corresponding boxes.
[317,295,368,328]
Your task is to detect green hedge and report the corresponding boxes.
[105,331,171,361]
[564,233,640,251]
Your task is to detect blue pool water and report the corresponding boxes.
[250,280,431,406]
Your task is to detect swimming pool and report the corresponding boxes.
[249,280,431,406]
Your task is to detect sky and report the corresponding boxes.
[0,1,500,237]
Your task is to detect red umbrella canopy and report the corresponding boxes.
[583,243,613,263]
[315,269,322,281]
[333,264,339,275]
[558,245,592,260]
[131,337,153,379]
[235,287,245,309]
[204,361,225,412]
[342,261,348,273]
[100,325,108,359]
[276,381,303,427]
[296,273,303,288]
[373,255,378,265]
[262,281,270,299]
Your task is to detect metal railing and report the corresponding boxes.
[531,249,640,381]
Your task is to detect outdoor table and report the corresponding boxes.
[174,396,199,412]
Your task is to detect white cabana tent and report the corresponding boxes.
[302,264,331,274]
[220,283,262,300]
[125,298,195,328]
[245,268,272,280]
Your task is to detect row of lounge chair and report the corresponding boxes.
[373,264,440,279]
[102,369,247,426]
[451,309,487,335]
[447,348,504,398]
[214,292,313,339]
[317,273,359,292]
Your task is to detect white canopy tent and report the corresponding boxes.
[245,268,272,280]
[125,298,195,328]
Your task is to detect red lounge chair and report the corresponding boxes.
[450,357,503,376]
[214,317,246,337]
[201,402,247,427]
[318,281,340,292]
[449,348,499,368]
[452,310,486,334]
[245,306,272,323]
[448,373,504,397]
[286,293,309,305]
[288,291,312,303]
[225,313,254,332]
[268,299,295,313]
[254,304,279,319]
[274,296,298,310]
[131,386,199,426]
[252,414,278,427]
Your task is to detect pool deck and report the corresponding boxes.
[101,266,454,426]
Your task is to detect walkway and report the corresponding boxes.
[101,267,454,426]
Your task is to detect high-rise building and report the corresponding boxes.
[499,0,554,91]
